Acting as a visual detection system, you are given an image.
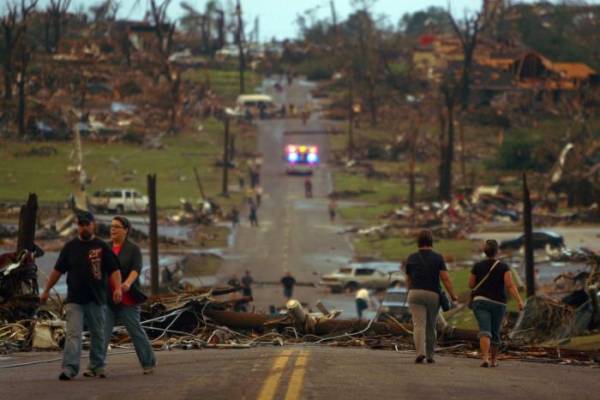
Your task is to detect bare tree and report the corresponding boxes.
[45,0,71,53]
[235,0,245,94]
[436,5,496,200]
[1,1,38,101]
[90,0,121,22]
[148,0,179,132]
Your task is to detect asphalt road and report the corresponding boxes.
[218,78,359,316]
[3,79,599,399]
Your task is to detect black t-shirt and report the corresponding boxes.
[405,249,447,293]
[470,259,510,303]
[281,276,295,289]
[55,237,120,305]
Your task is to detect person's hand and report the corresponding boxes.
[113,288,123,304]
[517,300,524,311]
[39,290,49,304]
[121,282,131,292]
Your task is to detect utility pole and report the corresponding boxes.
[147,174,159,296]
[523,172,535,297]
[236,0,245,94]
[221,117,230,197]
[17,193,38,254]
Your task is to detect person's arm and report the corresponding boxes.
[122,245,142,292]
[504,270,524,311]
[440,271,458,302]
[111,270,123,303]
[122,271,139,292]
[40,269,62,304]
[468,273,477,289]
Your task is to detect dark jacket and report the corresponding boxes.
[109,239,148,305]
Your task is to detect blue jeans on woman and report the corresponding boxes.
[104,305,156,369]
[62,302,107,377]
[472,299,506,346]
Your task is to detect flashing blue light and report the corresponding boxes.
[288,152,299,163]
[307,153,318,163]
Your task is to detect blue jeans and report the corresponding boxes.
[62,302,106,377]
[104,305,156,369]
[472,300,506,345]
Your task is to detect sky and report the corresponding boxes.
[36,0,599,41]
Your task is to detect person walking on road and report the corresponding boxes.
[40,211,122,380]
[469,239,524,368]
[104,216,156,375]
[255,185,263,207]
[241,270,254,297]
[328,197,337,223]
[304,177,313,198]
[231,206,240,228]
[249,201,259,227]
[405,229,458,364]
[281,271,296,300]
[355,288,371,319]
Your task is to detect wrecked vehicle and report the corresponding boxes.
[320,262,404,293]
[380,286,411,322]
[500,230,565,252]
[89,188,149,214]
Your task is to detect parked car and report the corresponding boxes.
[89,188,149,214]
[499,230,565,251]
[320,262,404,293]
[380,287,411,322]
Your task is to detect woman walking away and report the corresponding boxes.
[469,239,524,368]
[405,229,458,364]
[103,216,156,375]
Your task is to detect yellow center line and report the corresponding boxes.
[284,352,309,400]
[257,350,294,400]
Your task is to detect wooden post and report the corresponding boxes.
[222,117,230,197]
[17,193,38,254]
[523,173,535,297]
[147,174,159,296]
[193,167,207,200]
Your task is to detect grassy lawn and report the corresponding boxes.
[0,118,255,209]
[354,236,477,263]
[542,334,600,351]
[183,68,262,104]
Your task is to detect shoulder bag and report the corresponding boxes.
[468,260,500,309]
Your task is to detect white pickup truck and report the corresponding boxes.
[89,188,149,214]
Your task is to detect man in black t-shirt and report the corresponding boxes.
[40,211,122,381]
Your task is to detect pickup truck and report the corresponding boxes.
[320,262,404,293]
[89,188,149,214]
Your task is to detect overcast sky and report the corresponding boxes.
[36,0,600,41]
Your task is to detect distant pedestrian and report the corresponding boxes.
[328,198,337,223]
[104,216,156,375]
[238,174,245,190]
[231,206,240,228]
[39,211,122,380]
[255,185,263,207]
[228,273,240,288]
[405,229,458,364]
[469,240,524,368]
[281,271,296,300]
[355,288,371,319]
[249,202,259,227]
[241,270,254,297]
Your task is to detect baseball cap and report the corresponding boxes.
[76,210,95,224]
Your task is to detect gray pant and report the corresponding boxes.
[63,302,106,377]
[408,289,439,359]
[104,305,156,369]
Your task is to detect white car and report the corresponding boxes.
[89,188,149,214]
[320,262,404,293]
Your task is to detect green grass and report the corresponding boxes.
[0,118,255,209]
[182,68,262,103]
[353,236,476,262]
[542,334,600,351]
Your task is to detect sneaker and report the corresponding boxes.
[83,368,107,378]
[59,372,72,381]
[143,367,154,375]
[415,355,425,364]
